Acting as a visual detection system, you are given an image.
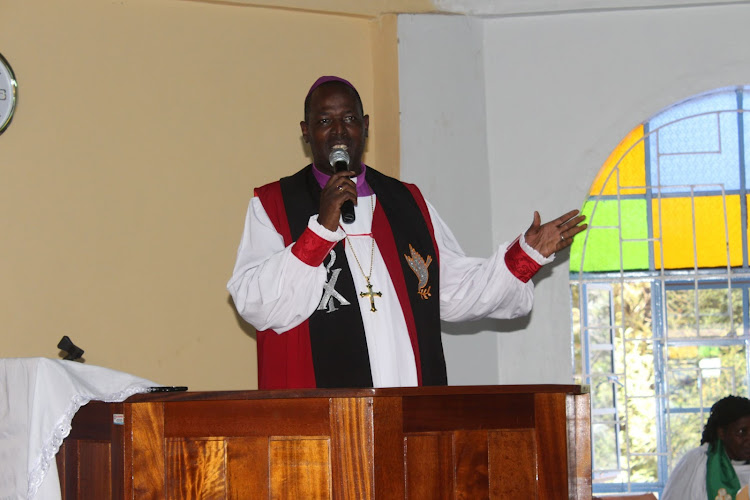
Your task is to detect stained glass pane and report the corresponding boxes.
[648,91,741,193]
[590,125,646,196]
[649,90,738,135]
[652,195,742,269]
[569,199,650,272]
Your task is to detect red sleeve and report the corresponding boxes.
[255,182,334,267]
[504,238,542,283]
[291,228,336,267]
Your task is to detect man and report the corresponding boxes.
[662,395,750,500]
[227,76,586,390]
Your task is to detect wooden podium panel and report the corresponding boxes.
[57,385,591,499]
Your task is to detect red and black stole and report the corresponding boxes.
[254,165,446,389]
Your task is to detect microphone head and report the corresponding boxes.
[329,145,350,168]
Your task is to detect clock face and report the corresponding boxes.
[0,53,17,135]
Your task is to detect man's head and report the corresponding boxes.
[300,76,369,176]
[701,395,750,460]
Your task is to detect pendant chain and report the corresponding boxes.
[343,195,375,281]
[343,195,382,312]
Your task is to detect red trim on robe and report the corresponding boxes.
[504,238,541,283]
[404,184,440,265]
[254,185,291,243]
[372,202,424,386]
[253,182,317,390]
[292,228,336,267]
[251,180,441,389]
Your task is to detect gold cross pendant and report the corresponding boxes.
[360,281,382,312]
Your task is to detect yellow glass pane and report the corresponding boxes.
[589,125,646,196]
[652,196,742,269]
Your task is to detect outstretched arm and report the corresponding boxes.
[524,209,587,258]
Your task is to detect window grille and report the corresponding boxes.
[570,86,750,495]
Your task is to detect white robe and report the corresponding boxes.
[662,443,750,500]
[227,189,551,388]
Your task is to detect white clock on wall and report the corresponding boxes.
[0,53,17,135]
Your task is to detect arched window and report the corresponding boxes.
[570,86,750,495]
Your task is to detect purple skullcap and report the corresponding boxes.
[306,76,357,99]
[303,76,363,121]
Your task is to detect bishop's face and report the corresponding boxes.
[301,82,369,176]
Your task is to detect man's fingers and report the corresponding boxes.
[556,209,582,226]
[564,215,586,228]
[568,223,588,237]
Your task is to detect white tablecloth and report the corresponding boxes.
[0,358,157,500]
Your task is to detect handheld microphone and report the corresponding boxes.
[329,146,355,224]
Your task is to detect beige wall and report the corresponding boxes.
[0,0,399,390]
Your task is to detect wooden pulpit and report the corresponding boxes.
[56,385,591,499]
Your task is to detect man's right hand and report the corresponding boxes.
[319,171,357,231]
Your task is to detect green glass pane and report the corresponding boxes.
[570,199,650,272]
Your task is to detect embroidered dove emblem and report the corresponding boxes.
[404,244,432,300]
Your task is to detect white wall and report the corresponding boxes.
[399,4,750,385]
[0,0,382,390]
[399,15,504,385]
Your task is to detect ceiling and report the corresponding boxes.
[187,0,750,17]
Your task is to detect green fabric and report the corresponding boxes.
[707,440,741,500]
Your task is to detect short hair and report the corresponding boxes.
[303,81,364,123]
[701,395,750,445]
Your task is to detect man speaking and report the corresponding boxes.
[227,76,586,390]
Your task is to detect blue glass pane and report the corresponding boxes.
[648,91,740,194]
[649,90,738,131]
[658,114,720,155]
